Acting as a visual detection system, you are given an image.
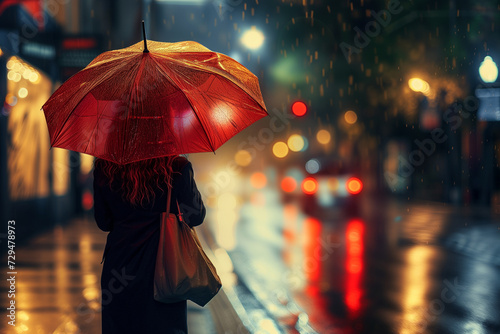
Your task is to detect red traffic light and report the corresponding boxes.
[291,101,307,117]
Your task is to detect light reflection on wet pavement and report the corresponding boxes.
[214,188,500,334]
[0,217,215,334]
[1,189,499,334]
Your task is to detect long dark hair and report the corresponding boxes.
[94,155,179,207]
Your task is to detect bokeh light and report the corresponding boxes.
[408,78,430,95]
[235,149,252,166]
[305,159,320,174]
[316,129,331,144]
[344,110,357,124]
[479,56,498,83]
[281,176,297,193]
[241,26,265,50]
[302,177,318,195]
[29,72,40,83]
[346,177,363,195]
[5,94,17,107]
[291,101,307,116]
[287,134,305,152]
[273,141,289,158]
[250,172,267,189]
[18,88,28,98]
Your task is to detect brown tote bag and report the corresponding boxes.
[153,170,221,307]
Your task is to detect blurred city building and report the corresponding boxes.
[1,0,500,243]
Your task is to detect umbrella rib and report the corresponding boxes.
[47,57,137,147]
[157,52,266,111]
[177,86,216,153]
[83,99,110,156]
[150,57,216,153]
[121,55,149,162]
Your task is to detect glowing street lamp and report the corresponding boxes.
[241,26,265,50]
[479,56,498,83]
[408,78,430,95]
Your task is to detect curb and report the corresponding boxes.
[196,223,251,334]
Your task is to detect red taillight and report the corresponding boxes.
[346,177,363,195]
[301,177,318,195]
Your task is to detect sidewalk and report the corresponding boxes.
[0,214,248,334]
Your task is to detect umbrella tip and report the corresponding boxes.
[142,20,149,53]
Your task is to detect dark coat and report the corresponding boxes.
[93,156,206,334]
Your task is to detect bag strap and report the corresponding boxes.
[165,158,173,216]
[176,200,183,222]
[165,156,187,223]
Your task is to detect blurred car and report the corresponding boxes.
[279,157,363,217]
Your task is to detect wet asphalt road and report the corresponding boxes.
[0,187,498,334]
[211,188,500,334]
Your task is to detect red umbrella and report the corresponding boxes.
[42,23,268,164]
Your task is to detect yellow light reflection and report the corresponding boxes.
[53,148,69,196]
[14,324,29,333]
[8,56,51,200]
[287,134,305,152]
[79,233,101,314]
[400,246,435,334]
[80,153,95,175]
[272,141,289,158]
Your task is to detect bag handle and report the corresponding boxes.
[164,157,183,222]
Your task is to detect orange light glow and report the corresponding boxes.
[303,217,322,282]
[301,177,318,195]
[291,101,307,116]
[346,177,363,195]
[281,176,297,193]
[250,172,267,189]
[344,110,357,124]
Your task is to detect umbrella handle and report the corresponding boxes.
[142,20,149,53]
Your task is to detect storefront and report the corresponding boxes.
[0,2,94,240]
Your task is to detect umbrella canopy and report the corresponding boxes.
[42,38,268,164]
